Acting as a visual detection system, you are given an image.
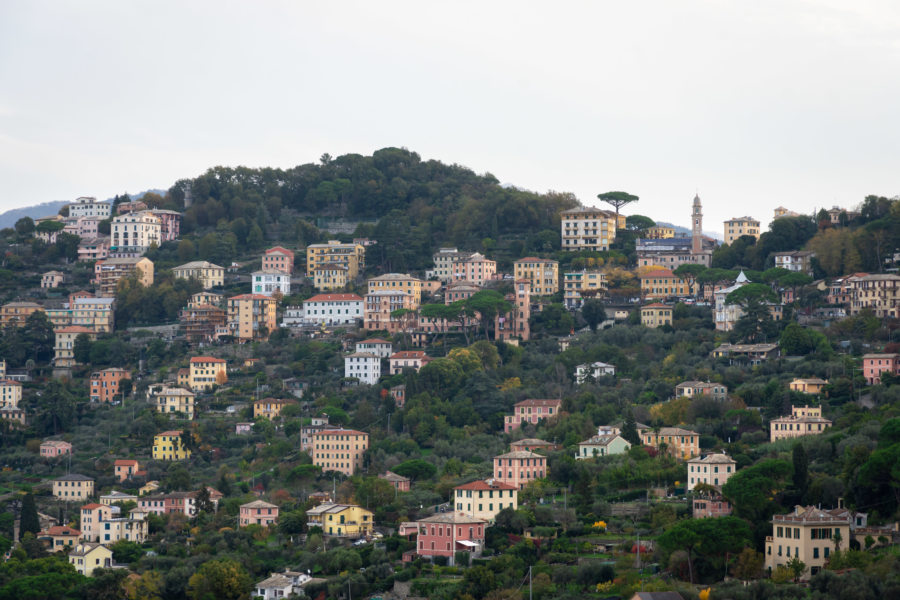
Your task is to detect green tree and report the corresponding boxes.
[14,217,35,237]
[792,443,809,500]
[73,333,92,364]
[20,493,40,536]
[186,559,252,600]
[786,556,806,582]
[466,290,512,340]
[392,459,437,480]
[581,299,606,332]
[625,214,655,231]
[597,191,638,223]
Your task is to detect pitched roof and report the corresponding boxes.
[311,428,367,437]
[453,479,516,492]
[190,356,225,363]
[265,246,294,256]
[55,473,93,481]
[114,459,139,467]
[494,450,545,460]
[512,398,561,408]
[43,526,80,536]
[390,351,428,359]
[241,500,278,509]
[417,512,487,525]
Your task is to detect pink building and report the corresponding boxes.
[452,253,497,286]
[262,247,295,274]
[495,280,531,342]
[693,495,734,518]
[79,504,114,540]
[416,513,486,565]
[503,398,562,433]
[390,384,406,408]
[862,353,900,385]
[40,440,73,458]
[63,217,101,239]
[493,450,547,490]
[137,489,221,516]
[114,459,142,482]
[444,281,480,305]
[78,237,110,262]
[380,471,411,492]
[240,500,279,527]
[149,210,181,242]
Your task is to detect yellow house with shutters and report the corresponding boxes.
[152,430,191,461]
[305,503,374,538]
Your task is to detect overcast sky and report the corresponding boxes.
[1,1,898,233]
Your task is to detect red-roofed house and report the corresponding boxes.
[262,246,294,274]
[504,399,562,433]
[640,269,695,299]
[39,525,81,550]
[188,356,227,392]
[40,440,72,458]
[416,513,486,565]
[389,351,431,375]
[453,479,518,522]
[114,459,143,482]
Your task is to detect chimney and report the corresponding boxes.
[838,497,844,509]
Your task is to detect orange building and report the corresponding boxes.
[492,450,547,490]
[227,294,277,341]
[262,247,295,274]
[90,368,129,403]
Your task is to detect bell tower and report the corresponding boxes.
[691,194,703,255]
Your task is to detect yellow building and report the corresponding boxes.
[69,543,113,577]
[97,257,154,297]
[640,303,673,328]
[640,269,695,299]
[563,270,607,309]
[306,502,374,538]
[188,356,227,392]
[53,326,97,368]
[513,258,559,296]
[52,474,95,501]
[723,216,761,245]
[646,225,675,239]
[153,430,191,460]
[0,301,44,327]
[253,397,297,420]
[306,240,365,278]
[0,379,22,408]
[560,206,623,251]
[765,506,852,580]
[367,274,423,309]
[789,378,828,395]
[226,294,277,341]
[638,426,700,460]
[71,296,116,333]
[312,265,349,291]
[311,428,369,475]
[453,479,518,523]
[770,405,832,442]
[172,261,224,289]
[155,387,196,419]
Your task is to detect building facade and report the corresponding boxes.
[723,216,761,245]
[172,261,224,289]
[513,258,558,296]
[503,398,562,433]
[493,450,547,489]
[640,303,672,328]
[686,453,737,491]
[89,368,129,403]
[110,211,161,254]
[152,431,191,461]
[453,479,518,522]
[770,405,832,442]
[560,206,621,251]
[53,474,95,501]
[227,294,278,341]
[638,426,700,460]
[344,352,381,385]
[563,270,607,309]
[301,293,363,325]
[251,270,291,297]
[765,506,851,579]
[311,429,369,475]
[239,500,279,527]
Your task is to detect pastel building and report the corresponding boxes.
[389,351,431,374]
[0,379,22,408]
[114,459,142,482]
[503,398,562,433]
[227,294,278,341]
[155,387,196,419]
[770,405,832,442]
[638,426,700,460]
[452,253,496,286]
[563,270,607,309]
[40,440,73,458]
[172,261,224,289]
[252,270,291,297]
[493,450,547,490]
[300,293,364,325]
[90,368,129,403]
[53,474,95,501]
[306,503,374,538]
[188,356,227,392]
[68,196,112,219]
[675,381,727,401]
[640,303,673,328]
[110,211,161,254]
[239,500,279,528]
[513,258,558,296]
[686,453,737,491]
[453,479,518,522]
[311,428,369,475]
[765,506,851,580]
[724,216,761,245]
[576,433,631,459]
[560,206,622,251]
[416,513,486,565]
[152,430,191,461]
[862,353,900,385]
[262,246,295,274]
[68,543,113,577]
[344,352,381,385]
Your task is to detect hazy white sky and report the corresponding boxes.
[1,1,899,231]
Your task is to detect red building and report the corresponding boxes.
[862,353,899,385]
[693,494,733,518]
[90,368,129,403]
[262,247,294,274]
[492,450,547,490]
[416,513,486,565]
[503,398,562,433]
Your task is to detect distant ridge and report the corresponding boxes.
[0,189,164,229]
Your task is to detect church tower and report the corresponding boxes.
[691,194,703,255]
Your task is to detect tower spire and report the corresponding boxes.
[691,194,703,255]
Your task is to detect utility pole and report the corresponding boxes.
[529,565,533,600]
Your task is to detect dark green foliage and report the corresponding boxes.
[391,459,437,480]
[19,494,39,536]
[581,299,606,332]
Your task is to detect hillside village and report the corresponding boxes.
[0,149,899,599]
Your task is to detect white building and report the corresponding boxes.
[344,352,381,385]
[714,271,749,331]
[560,206,621,251]
[251,270,291,296]
[111,211,161,255]
[68,197,112,219]
[302,294,363,325]
[575,362,616,384]
[281,306,305,328]
[355,338,393,358]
